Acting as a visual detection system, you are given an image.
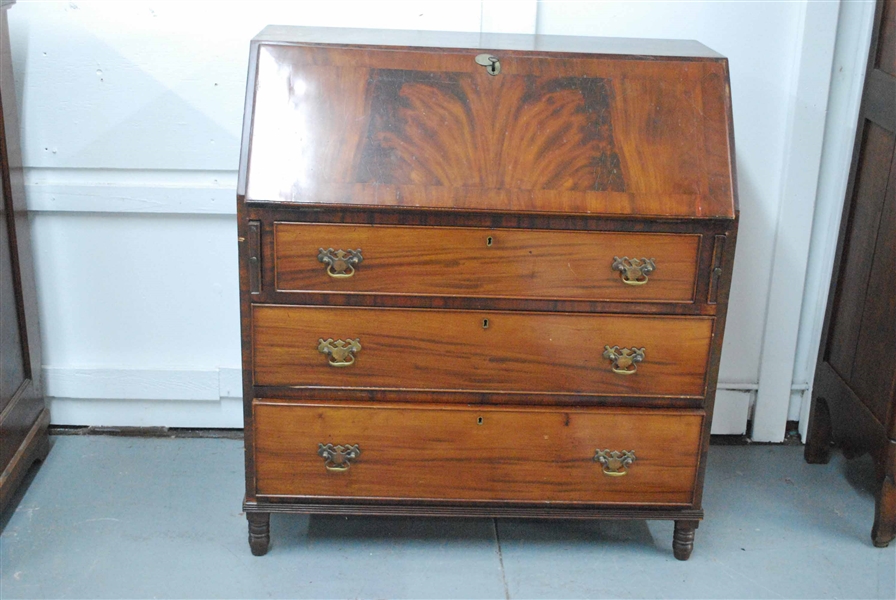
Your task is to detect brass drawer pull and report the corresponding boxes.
[318,443,361,471]
[602,346,645,375]
[594,449,636,477]
[612,256,655,285]
[318,248,363,278]
[318,338,361,367]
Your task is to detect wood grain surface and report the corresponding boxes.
[827,122,895,390]
[274,223,700,302]
[244,43,735,218]
[805,0,896,549]
[252,305,713,397]
[253,401,704,504]
[877,0,896,77]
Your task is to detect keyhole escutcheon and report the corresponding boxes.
[474,54,501,76]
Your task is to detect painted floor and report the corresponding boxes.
[1,435,893,599]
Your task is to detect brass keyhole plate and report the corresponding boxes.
[474,53,501,75]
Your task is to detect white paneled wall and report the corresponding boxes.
[6,0,866,436]
[12,0,484,427]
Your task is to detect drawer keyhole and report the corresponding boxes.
[477,417,483,425]
[482,319,489,329]
[486,236,493,247]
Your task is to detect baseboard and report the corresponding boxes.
[47,397,245,428]
[43,366,243,402]
[709,389,752,435]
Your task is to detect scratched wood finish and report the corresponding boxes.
[275,223,700,302]
[252,305,713,397]
[254,401,703,504]
[243,38,735,219]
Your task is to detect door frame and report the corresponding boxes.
[758,0,877,442]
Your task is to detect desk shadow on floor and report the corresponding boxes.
[267,512,657,555]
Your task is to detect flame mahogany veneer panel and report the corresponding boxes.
[244,43,734,218]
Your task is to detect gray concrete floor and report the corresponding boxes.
[0,435,893,599]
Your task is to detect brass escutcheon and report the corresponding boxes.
[474,53,501,76]
[318,443,361,471]
[318,248,363,278]
[602,346,645,375]
[612,257,656,286]
[318,338,362,367]
[594,449,636,476]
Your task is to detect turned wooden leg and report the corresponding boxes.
[247,512,270,556]
[872,443,896,548]
[804,396,833,464]
[673,520,698,561]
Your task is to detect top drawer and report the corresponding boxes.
[274,223,699,303]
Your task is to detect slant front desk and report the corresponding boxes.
[236,26,738,560]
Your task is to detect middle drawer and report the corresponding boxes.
[252,305,713,397]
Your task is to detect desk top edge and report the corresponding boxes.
[252,25,726,60]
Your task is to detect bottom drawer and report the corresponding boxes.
[253,402,704,505]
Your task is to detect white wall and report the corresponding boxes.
[6,0,863,435]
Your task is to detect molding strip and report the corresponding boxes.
[24,168,238,215]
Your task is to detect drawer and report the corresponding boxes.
[274,223,700,303]
[252,306,713,397]
[253,402,704,505]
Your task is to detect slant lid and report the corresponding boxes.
[239,26,736,219]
